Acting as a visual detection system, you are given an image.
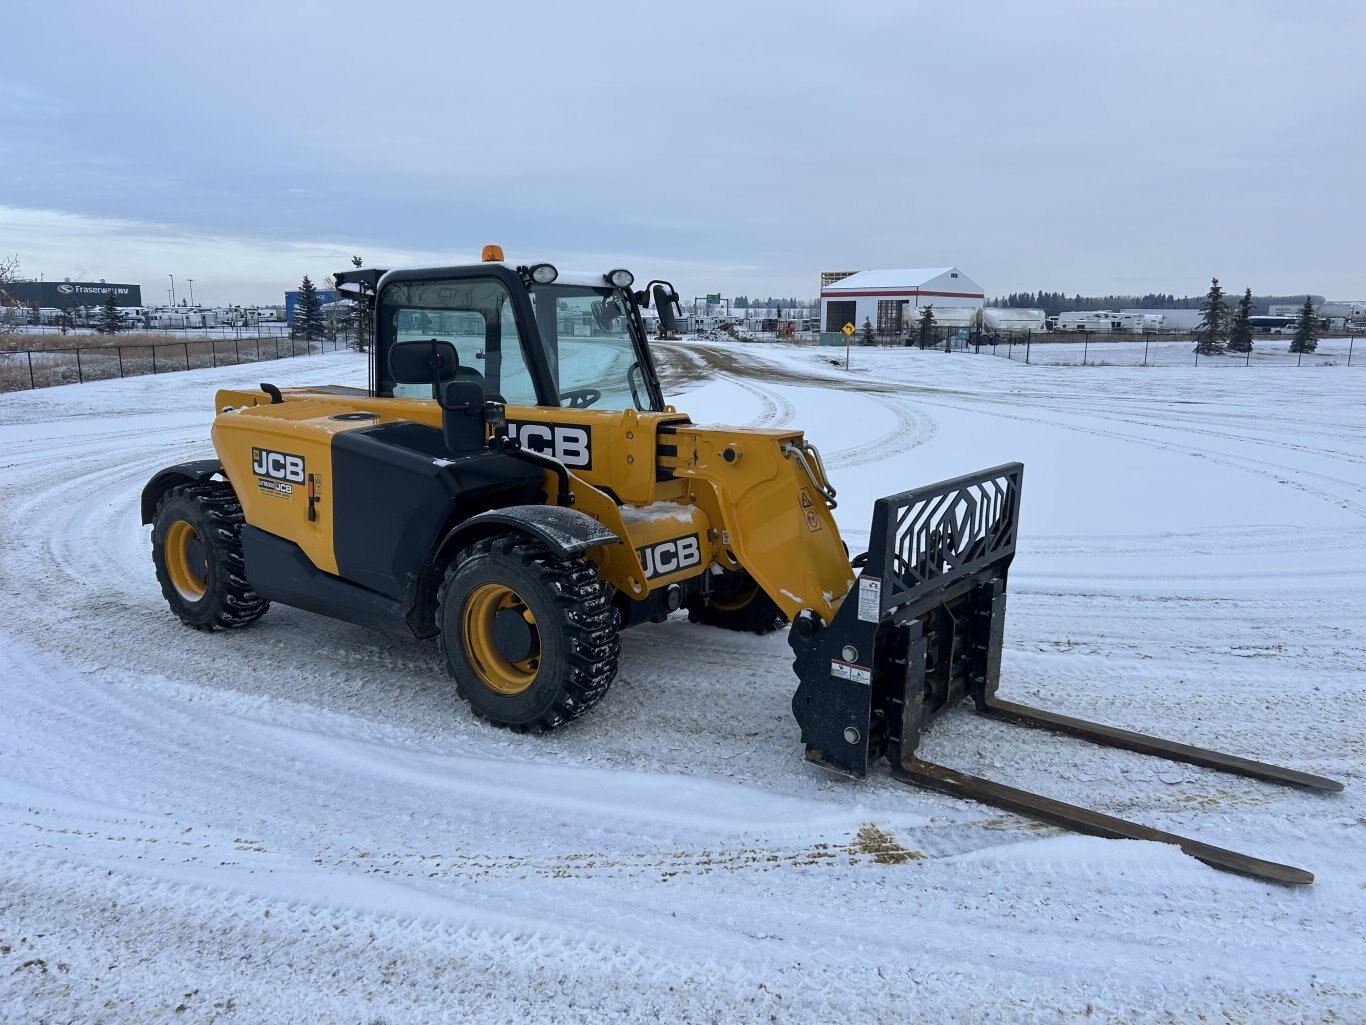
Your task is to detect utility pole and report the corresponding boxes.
[169,274,176,306]
[187,279,195,305]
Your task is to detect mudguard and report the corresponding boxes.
[437,504,622,562]
[140,459,224,524]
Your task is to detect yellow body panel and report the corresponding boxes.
[660,424,854,625]
[211,385,855,626]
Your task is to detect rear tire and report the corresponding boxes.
[151,482,269,631]
[437,534,620,732]
[686,568,787,635]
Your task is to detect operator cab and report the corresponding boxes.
[339,252,670,414]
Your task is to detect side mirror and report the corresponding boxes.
[389,339,459,385]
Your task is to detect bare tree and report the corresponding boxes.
[0,254,22,335]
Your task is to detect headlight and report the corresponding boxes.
[529,263,558,284]
[606,268,634,289]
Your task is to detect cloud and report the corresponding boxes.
[2,0,1363,302]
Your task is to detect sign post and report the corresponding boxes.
[842,321,856,369]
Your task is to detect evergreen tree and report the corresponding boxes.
[1194,277,1229,355]
[346,256,371,352]
[1226,287,1254,353]
[860,317,875,346]
[916,305,936,349]
[1290,296,1318,354]
[292,274,325,342]
[97,291,122,335]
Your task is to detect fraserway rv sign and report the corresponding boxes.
[5,281,144,308]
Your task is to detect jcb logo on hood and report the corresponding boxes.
[252,447,305,483]
[505,421,592,469]
[637,533,702,580]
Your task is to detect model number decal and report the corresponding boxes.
[252,447,306,483]
[504,421,592,470]
[257,479,294,500]
[637,533,702,580]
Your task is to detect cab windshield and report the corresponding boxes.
[528,283,659,411]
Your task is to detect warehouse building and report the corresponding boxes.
[820,268,985,336]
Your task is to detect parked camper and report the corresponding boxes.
[1055,311,1145,333]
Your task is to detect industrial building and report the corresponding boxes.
[819,268,985,336]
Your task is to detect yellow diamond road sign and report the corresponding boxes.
[842,322,855,336]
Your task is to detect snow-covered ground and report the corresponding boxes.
[1,341,1363,1023]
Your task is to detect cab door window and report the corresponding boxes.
[377,278,537,405]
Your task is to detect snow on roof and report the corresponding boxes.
[822,268,958,291]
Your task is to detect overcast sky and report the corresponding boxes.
[3,0,1363,306]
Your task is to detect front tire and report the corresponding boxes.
[437,534,620,732]
[151,482,269,631]
[686,568,787,635]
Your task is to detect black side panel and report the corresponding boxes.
[241,526,412,637]
[331,420,544,602]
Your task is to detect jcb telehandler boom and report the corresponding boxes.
[143,248,1341,885]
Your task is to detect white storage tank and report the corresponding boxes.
[980,308,1045,333]
[915,305,976,329]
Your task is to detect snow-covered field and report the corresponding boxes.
[1,341,1363,1024]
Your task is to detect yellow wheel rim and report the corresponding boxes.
[164,520,207,601]
[462,583,540,695]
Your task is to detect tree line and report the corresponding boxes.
[991,290,1326,318]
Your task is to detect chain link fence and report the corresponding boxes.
[972,331,1360,368]
[0,332,352,393]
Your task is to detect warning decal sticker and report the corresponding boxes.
[857,576,882,622]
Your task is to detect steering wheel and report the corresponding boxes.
[562,388,601,409]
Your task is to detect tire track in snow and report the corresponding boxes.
[656,341,939,466]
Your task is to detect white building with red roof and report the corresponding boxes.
[820,267,985,336]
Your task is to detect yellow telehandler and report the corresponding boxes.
[142,247,1340,884]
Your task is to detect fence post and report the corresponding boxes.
[274,337,280,360]
[1349,336,1355,367]
[1143,335,1150,365]
[1025,334,1031,365]
[233,339,240,363]
[117,346,124,378]
[1082,334,1089,366]
[184,343,190,371]
[152,346,158,374]
[75,348,84,383]
[211,341,217,368]
[1008,338,1013,360]
[27,351,35,389]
